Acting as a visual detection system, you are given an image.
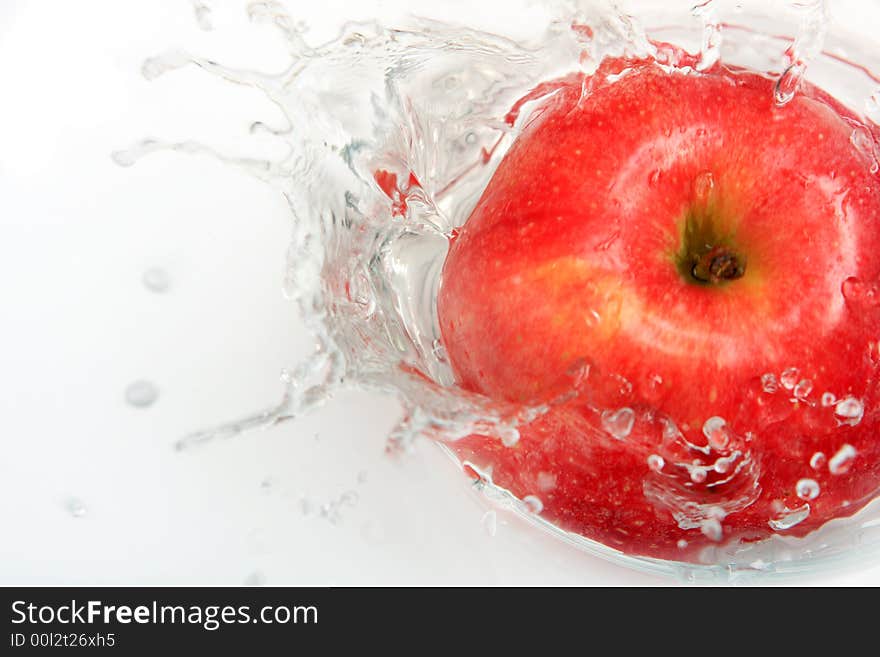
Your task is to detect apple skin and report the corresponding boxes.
[438,56,880,560]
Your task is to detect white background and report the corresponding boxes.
[2,0,880,586]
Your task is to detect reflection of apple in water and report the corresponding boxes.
[437,55,880,560]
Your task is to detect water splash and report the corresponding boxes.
[122,0,880,573]
[774,0,828,107]
[692,0,722,72]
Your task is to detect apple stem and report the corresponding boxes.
[691,246,746,284]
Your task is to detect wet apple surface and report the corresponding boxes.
[438,56,880,560]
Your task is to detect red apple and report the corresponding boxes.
[437,55,880,561]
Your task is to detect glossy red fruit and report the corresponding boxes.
[438,56,880,560]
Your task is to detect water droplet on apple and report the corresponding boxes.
[498,426,521,447]
[523,495,544,514]
[700,517,723,542]
[702,416,728,449]
[611,375,633,397]
[829,444,857,475]
[601,407,635,440]
[842,278,880,318]
[774,61,805,107]
[648,169,662,186]
[821,392,836,407]
[780,367,799,390]
[849,125,880,174]
[834,396,864,425]
[647,454,665,472]
[692,170,715,203]
[796,478,821,500]
[769,503,810,530]
[677,539,688,550]
[810,451,826,470]
[793,379,813,400]
[536,471,557,492]
[690,466,709,484]
[713,454,737,474]
[481,510,498,537]
[761,373,779,393]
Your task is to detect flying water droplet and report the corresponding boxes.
[601,407,635,440]
[834,397,864,426]
[481,510,498,537]
[769,503,810,530]
[796,478,820,500]
[522,495,544,514]
[142,267,171,293]
[243,570,266,586]
[829,444,857,475]
[125,380,159,408]
[65,498,87,518]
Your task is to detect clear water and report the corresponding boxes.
[116,0,880,580]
